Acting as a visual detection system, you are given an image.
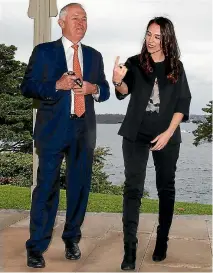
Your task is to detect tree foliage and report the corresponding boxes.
[193,101,212,146]
[0,44,32,153]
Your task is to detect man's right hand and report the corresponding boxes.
[56,73,77,90]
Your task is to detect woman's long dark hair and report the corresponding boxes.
[139,17,181,83]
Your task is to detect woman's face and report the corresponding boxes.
[145,23,162,54]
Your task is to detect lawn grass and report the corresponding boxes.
[0,185,211,215]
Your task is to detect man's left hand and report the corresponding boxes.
[150,130,172,151]
[73,81,97,95]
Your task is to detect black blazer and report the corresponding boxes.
[116,55,192,143]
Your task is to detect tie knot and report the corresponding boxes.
[72,44,79,51]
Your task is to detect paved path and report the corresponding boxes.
[0,210,212,272]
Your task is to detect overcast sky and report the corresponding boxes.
[0,0,212,114]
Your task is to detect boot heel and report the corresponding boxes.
[152,237,168,262]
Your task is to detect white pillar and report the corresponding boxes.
[27,0,58,195]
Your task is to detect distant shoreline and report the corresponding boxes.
[96,114,205,124]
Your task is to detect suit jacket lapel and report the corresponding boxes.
[81,44,91,81]
[54,38,68,75]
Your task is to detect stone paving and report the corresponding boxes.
[0,210,212,272]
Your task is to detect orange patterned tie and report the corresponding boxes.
[72,44,85,117]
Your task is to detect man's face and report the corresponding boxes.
[59,5,87,42]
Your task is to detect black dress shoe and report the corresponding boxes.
[121,243,137,270]
[152,237,168,262]
[27,251,45,268]
[65,242,81,260]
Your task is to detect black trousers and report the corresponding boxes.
[122,112,180,244]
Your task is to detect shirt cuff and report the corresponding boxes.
[92,85,100,100]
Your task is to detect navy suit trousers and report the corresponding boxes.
[26,118,94,253]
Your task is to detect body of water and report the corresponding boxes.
[96,123,212,205]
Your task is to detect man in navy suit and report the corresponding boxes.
[21,3,110,268]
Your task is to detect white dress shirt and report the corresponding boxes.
[61,36,99,114]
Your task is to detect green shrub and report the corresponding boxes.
[0,147,125,195]
[0,152,32,187]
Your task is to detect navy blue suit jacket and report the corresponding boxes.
[21,39,110,150]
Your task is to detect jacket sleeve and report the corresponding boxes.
[115,58,133,100]
[174,62,192,121]
[20,45,62,101]
[95,52,110,102]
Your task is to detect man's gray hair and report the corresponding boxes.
[59,3,85,20]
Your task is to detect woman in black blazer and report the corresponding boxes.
[112,17,191,270]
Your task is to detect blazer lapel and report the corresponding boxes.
[54,38,68,76]
[81,44,93,81]
[156,68,173,115]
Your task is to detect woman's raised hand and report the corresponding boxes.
[113,56,128,83]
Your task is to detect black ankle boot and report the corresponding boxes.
[121,243,137,270]
[152,237,168,262]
